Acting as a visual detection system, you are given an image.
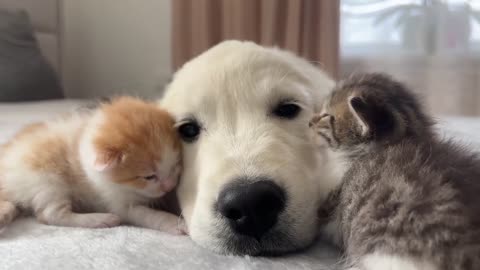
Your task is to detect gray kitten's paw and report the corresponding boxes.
[309,114,336,147]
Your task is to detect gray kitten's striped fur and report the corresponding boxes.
[310,73,480,270]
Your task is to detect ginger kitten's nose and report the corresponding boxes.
[159,164,181,192]
[159,177,177,192]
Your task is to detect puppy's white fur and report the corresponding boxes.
[160,41,343,253]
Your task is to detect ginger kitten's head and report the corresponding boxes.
[310,73,434,150]
[90,97,181,198]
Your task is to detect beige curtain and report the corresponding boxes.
[172,0,340,78]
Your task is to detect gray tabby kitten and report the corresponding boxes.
[310,73,480,270]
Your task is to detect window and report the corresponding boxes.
[340,0,480,116]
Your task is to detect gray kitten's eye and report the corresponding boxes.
[273,102,301,119]
[144,174,157,181]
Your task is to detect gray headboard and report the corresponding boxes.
[0,0,62,75]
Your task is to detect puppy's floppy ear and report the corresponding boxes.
[348,95,395,138]
[94,148,124,171]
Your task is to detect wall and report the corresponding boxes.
[62,0,171,99]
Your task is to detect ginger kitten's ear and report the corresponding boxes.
[348,95,395,138]
[94,149,124,171]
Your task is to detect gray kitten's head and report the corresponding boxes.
[310,73,434,149]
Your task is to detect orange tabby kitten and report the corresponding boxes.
[0,97,184,234]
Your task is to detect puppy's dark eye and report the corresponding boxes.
[273,102,301,119]
[144,174,157,181]
[177,121,201,142]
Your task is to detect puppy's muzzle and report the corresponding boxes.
[217,178,286,240]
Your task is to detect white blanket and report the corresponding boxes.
[0,100,479,270]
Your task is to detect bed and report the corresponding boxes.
[1,100,479,270]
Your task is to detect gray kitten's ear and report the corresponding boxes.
[348,95,395,138]
[348,96,371,136]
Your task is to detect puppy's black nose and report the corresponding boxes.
[217,179,286,240]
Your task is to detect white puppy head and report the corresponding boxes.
[160,41,337,255]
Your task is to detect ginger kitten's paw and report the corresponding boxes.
[176,218,189,235]
[72,213,122,228]
[150,215,188,235]
[0,201,18,230]
[161,218,188,235]
[166,227,186,235]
